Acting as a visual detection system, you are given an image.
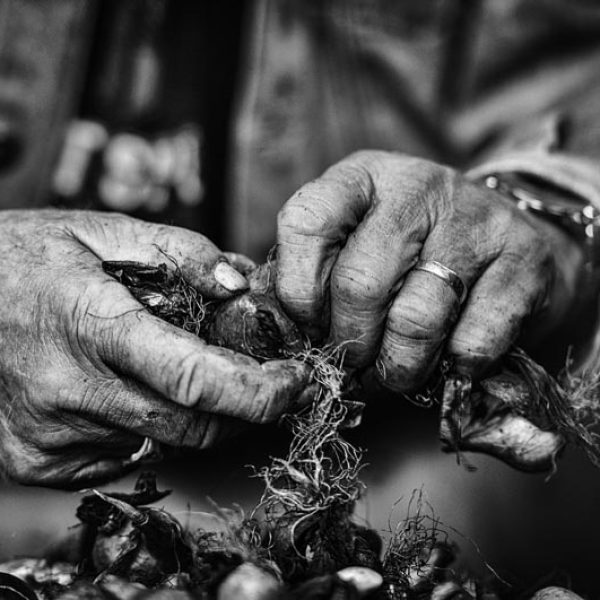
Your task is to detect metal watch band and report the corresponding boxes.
[483,174,600,269]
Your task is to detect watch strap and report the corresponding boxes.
[482,173,600,270]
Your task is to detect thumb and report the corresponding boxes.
[69,211,249,299]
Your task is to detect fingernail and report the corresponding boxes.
[214,261,249,292]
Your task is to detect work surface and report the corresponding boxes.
[0,402,598,596]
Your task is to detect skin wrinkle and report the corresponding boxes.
[62,223,103,260]
[35,414,135,453]
[64,283,99,369]
[195,414,215,448]
[286,201,347,239]
[276,237,337,330]
[386,304,450,342]
[277,158,379,331]
[65,374,212,448]
[378,343,443,391]
[252,385,276,424]
[4,443,43,484]
[171,412,198,447]
[170,351,205,408]
[329,196,430,359]
[334,259,391,304]
[323,155,375,207]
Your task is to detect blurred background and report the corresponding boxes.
[2,0,600,597]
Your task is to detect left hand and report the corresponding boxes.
[0,209,312,488]
[276,151,585,392]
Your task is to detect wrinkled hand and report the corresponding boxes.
[277,151,584,392]
[0,210,311,488]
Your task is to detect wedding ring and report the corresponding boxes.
[413,260,468,305]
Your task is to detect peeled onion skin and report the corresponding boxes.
[440,374,565,473]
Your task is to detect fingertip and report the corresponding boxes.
[262,358,313,387]
[330,322,378,368]
[250,360,315,422]
[448,310,517,378]
[446,343,496,379]
[373,347,441,393]
[213,261,249,293]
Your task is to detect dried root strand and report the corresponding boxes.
[382,489,453,597]
[255,343,364,523]
[250,342,373,583]
[103,258,210,336]
[557,351,600,449]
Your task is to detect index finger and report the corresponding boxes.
[105,310,312,424]
[72,277,313,424]
[276,152,377,337]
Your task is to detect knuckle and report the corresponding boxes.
[343,149,382,164]
[64,282,129,366]
[278,186,329,232]
[387,156,450,198]
[327,156,373,192]
[339,149,401,181]
[332,257,388,306]
[387,295,447,343]
[279,183,348,239]
[277,281,324,319]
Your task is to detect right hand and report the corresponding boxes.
[0,209,311,489]
[276,151,583,392]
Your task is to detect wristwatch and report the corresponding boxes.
[482,173,600,269]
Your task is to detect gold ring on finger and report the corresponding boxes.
[413,260,468,305]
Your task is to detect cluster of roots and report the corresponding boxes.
[98,257,505,598]
[0,473,509,599]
